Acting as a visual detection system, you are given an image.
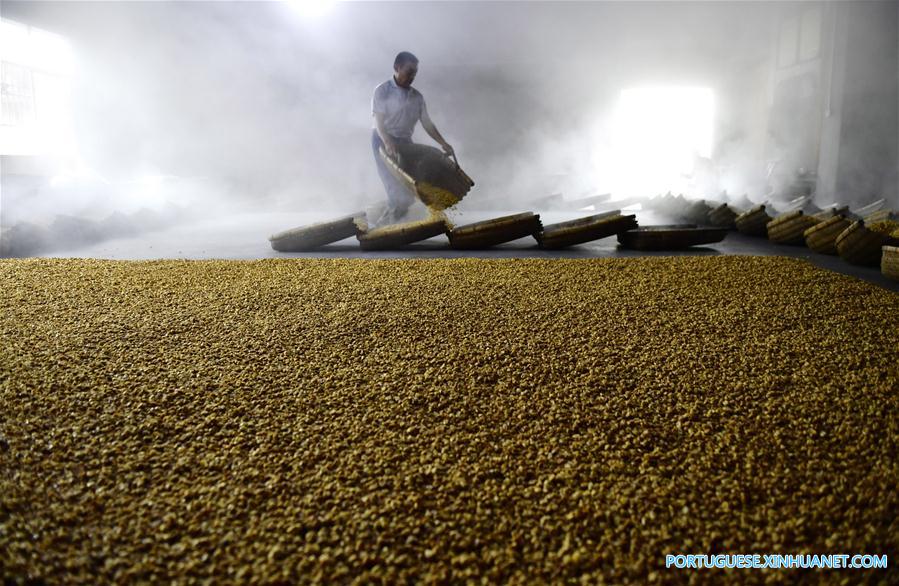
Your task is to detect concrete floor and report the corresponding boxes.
[44,209,899,292]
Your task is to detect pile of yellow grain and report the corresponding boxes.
[417,182,462,211]
[867,219,899,236]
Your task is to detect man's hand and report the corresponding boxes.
[384,139,398,159]
[441,142,455,157]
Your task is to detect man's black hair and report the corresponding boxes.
[394,51,419,69]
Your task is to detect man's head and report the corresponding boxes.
[393,51,418,88]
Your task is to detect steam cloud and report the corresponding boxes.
[1,1,896,256]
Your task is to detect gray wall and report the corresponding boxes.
[813,1,899,207]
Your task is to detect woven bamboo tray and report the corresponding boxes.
[269,213,364,252]
[617,225,728,250]
[735,205,772,236]
[708,203,740,228]
[449,212,542,249]
[379,145,474,210]
[357,216,449,250]
[537,212,637,249]
[835,221,897,266]
[767,210,820,245]
[804,215,851,255]
[883,246,899,281]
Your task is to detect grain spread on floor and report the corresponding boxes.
[2,257,897,583]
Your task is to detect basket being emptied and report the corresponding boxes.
[379,144,474,211]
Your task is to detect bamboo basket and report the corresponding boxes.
[767,211,820,245]
[357,215,449,250]
[269,213,364,252]
[708,203,740,228]
[538,212,637,249]
[882,246,899,281]
[617,225,728,250]
[804,215,852,255]
[735,205,772,236]
[449,212,542,249]
[836,221,897,266]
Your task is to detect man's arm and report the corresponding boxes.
[420,105,454,156]
[374,113,397,158]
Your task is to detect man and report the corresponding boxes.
[371,51,455,225]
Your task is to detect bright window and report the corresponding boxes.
[607,86,715,198]
[0,18,75,155]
